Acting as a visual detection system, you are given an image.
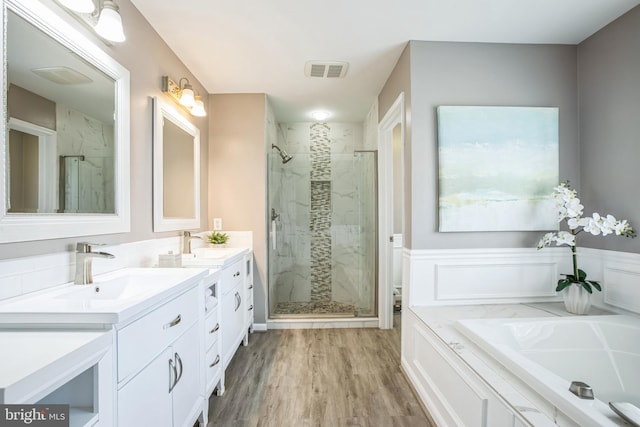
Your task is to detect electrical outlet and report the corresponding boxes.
[213,218,222,231]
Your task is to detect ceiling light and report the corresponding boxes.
[162,76,207,117]
[191,96,207,117]
[57,0,95,14]
[311,111,331,121]
[94,1,126,43]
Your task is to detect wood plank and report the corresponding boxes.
[206,316,436,427]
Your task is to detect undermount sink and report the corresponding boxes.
[182,247,247,267]
[0,268,208,324]
[192,247,239,259]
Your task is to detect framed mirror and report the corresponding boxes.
[152,97,200,232]
[0,0,130,243]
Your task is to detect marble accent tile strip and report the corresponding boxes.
[310,123,332,302]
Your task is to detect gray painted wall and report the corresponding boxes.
[0,0,209,259]
[380,41,580,250]
[578,6,640,254]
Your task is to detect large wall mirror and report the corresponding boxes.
[152,97,200,232]
[0,0,130,243]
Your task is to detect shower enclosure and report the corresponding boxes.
[268,122,377,318]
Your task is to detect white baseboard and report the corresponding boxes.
[252,323,268,331]
[267,318,379,329]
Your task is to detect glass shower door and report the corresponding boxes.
[268,144,377,318]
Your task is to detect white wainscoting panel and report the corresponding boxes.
[407,247,640,313]
[435,262,558,301]
[603,265,640,313]
[408,248,568,306]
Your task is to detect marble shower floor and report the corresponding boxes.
[273,301,358,316]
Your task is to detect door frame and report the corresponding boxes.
[377,93,405,329]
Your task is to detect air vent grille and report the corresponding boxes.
[304,61,349,79]
[31,67,93,85]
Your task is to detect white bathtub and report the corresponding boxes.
[457,315,640,427]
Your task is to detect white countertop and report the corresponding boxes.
[0,268,208,325]
[0,329,112,403]
[409,302,614,426]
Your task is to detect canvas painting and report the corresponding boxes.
[437,106,559,232]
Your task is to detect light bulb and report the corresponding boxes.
[95,1,126,43]
[179,84,195,108]
[311,111,331,121]
[191,96,207,117]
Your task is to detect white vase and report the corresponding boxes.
[563,284,592,315]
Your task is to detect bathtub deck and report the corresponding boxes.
[408,302,617,427]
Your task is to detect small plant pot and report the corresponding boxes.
[208,243,227,248]
[563,284,591,315]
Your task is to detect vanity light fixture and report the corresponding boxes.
[162,76,207,117]
[94,1,126,43]
[56,0,126,43]
[311,110,331,121]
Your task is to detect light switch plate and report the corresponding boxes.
[213,218,222,231]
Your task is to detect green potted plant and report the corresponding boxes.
[537,181,635,314]
[207,231,229,247]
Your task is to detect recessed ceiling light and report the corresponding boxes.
[311,111,331,121]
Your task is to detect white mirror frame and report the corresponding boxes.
[152,97,200,232]
[0,0,130,243]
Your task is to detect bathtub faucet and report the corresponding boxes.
[74,242,115,285]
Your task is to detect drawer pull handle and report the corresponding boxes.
[234,292,241,311]
[209,354,221,368]
[248,285,253,290]
[210,323,220,334]
[164,314,182,329]
[233,271,240,277]
[248,305,253,311]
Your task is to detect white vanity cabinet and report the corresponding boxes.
[202,271,223,400]
[244,252,255,334]
[221,257,247,368]
[115,286,203,427]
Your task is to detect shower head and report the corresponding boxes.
[272,144,293,164]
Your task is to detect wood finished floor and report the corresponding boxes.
[206,316,436,427]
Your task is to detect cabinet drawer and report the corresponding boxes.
[117,287,198,383]
[205,346,222,394]
[221,259,243,295]
[205,308,220,351]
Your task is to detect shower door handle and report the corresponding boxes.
[271,220,277,251]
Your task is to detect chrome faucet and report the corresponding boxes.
[74,242,115,285]
[182,231,202,254]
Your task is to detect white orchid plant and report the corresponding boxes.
[537,181,635,293]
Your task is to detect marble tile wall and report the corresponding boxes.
[56,104,115,213]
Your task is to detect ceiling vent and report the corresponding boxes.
[304,61,349,79]
[31,67,93,85]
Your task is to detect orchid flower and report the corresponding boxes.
[537,181,636,294]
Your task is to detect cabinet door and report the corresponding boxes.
[221,285,243,367]
[171,324,202,427]
[244,255,254,329]
[117,347,172,427]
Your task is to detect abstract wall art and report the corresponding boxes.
[437,106,559,232]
